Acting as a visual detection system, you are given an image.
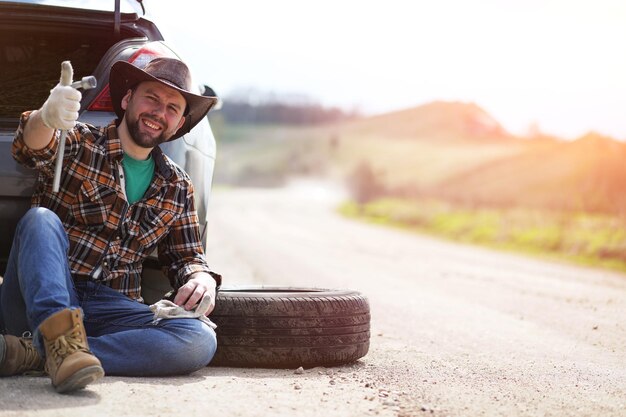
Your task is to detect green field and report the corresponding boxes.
[339,198,626,272]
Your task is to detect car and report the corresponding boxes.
[0,0,218,302]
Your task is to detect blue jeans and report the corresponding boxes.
[0,207,217,376]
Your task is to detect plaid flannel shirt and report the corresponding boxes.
[12,111,217,301]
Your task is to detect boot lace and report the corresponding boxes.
[48,326,89,361]
[18,332,45,376]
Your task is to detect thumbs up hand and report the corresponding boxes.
[40,61,82,130]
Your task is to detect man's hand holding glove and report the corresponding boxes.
[39,65,81,130]
[173,272,217,316]
[148,272,218,328]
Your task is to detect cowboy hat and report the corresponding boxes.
[109,57,218,141]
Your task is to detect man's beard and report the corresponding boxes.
[126,114,172,148]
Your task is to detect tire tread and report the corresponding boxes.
[209,287,370,368]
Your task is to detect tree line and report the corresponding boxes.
[216,98,358,125]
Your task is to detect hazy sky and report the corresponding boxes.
[147,0,626,139]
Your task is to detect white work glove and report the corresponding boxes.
[40,63,81,130]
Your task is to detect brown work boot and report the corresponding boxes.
[0,334,45,376]
[39,308,104,393]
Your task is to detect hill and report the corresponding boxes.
[330,103,626,214]
[341,101,512,142]
[430,132,626,214]
[322,101,527,189]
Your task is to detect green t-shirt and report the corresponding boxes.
[122,153,155,204]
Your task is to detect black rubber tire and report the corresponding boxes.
[208,286,370,368]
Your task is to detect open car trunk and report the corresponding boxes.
[0,2,159,128]
[1,30,115,125]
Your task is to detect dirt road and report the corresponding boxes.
[2,181,625,416]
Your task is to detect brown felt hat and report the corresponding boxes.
[109,57,217,141]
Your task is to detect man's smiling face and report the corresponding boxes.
[121,81,187,148]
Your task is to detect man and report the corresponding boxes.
[0,58,221,393]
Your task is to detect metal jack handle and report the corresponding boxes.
[52,61,97,193]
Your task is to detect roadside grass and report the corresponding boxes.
[339,198,626,273]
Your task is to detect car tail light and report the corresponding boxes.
[88,85,113,111]
[87,42,178,112]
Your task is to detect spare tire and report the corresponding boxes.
[208,286,370,368]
